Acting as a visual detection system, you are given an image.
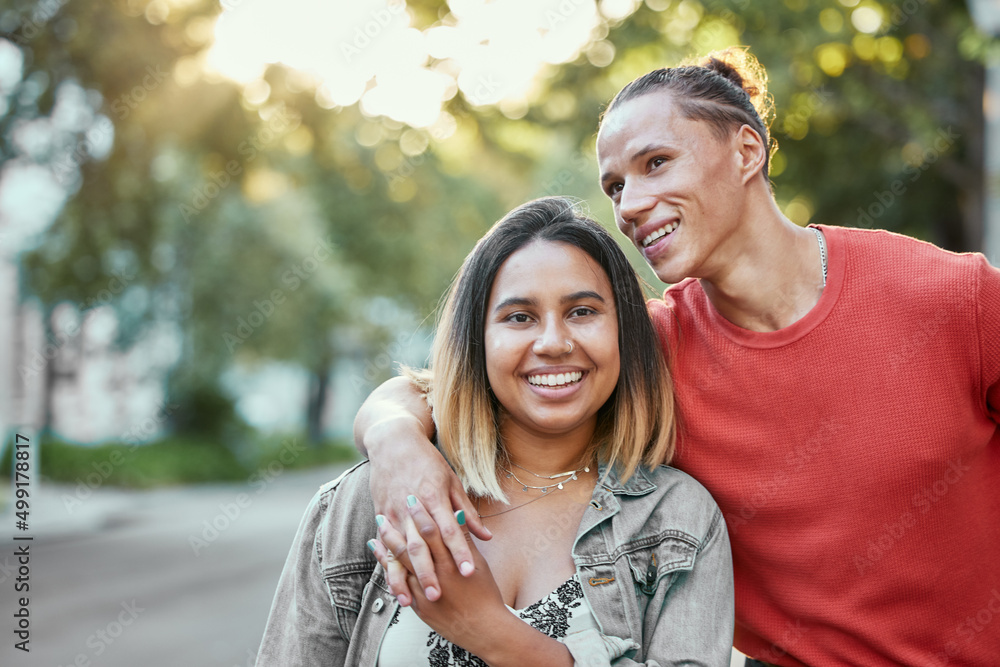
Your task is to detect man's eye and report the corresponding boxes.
[605,183,623,197]
[649,156,667,169]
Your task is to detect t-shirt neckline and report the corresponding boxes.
[700,224,846,349]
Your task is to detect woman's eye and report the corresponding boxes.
[507,313,531,323]
[571,307,596,318]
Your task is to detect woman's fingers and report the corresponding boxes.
[368,537,412,607]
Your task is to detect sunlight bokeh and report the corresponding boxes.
[206,0,613,127]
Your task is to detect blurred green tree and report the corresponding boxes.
[2,0,993,453]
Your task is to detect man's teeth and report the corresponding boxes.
[641,222,678,247]
[527,371,583,387]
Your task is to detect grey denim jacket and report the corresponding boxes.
[257,461,734,666]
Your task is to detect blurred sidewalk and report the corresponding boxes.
[0,462,355,667]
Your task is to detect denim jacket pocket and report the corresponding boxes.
[324,560,376,641]
[623,533,699,596]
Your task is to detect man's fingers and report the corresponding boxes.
[408,495,458,566]
[423,498,478,577]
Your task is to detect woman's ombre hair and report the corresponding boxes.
[407,197,675,502]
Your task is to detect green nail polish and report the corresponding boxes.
[367,539,376,552]
[376,514,385,527]
[456,510,466,526]
[406,495,417,507]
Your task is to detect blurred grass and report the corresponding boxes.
[1,434,359,488]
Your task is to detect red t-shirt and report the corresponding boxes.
[647,225,1000,666]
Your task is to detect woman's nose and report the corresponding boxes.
[532,320,573,357]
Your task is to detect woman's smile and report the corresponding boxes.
[485,239,620,440]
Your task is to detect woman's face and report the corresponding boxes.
[484,239,620,442]
[596,90,750,285]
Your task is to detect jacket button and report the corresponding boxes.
[371,598,385,613]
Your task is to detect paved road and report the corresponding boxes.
[0,463,355,667]
[1,461,746,666]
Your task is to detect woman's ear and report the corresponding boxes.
[734,124,767,185]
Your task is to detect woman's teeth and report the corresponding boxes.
[642,222,678,247]
[527,371,583,387]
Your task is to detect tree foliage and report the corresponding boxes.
[1,0,993,445]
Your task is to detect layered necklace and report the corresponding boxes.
[476,461,591,518]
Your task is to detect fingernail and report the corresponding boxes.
[456,510,466,526]
[406,495,417,507]
[425,587,437,600]
[460,561,474,576]
[367,539,376,552]
[375,514,385,527]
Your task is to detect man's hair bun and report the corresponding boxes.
[693,47,773,128]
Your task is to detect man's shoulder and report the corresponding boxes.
[825,224,981,268]
[646,279,702,323]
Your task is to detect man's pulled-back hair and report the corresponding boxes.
[604,47,776,177]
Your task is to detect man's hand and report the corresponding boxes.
[355,376,491,602]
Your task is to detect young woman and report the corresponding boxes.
[356,48,1000,666]
[256,197,734,666]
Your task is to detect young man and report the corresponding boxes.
[355,52,1000,666]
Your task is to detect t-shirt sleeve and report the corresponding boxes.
[645,295,679,355]
[977,254,1000,423]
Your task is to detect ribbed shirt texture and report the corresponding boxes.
[647,224,1000,666]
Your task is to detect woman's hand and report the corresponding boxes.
[371,501,574,666]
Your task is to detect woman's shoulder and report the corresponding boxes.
[615,465,724,547]
[302,461,378,556]
[317,459,372,501]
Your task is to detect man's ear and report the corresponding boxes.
[734,124,767,185]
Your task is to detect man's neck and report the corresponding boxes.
[701,203,826,332]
